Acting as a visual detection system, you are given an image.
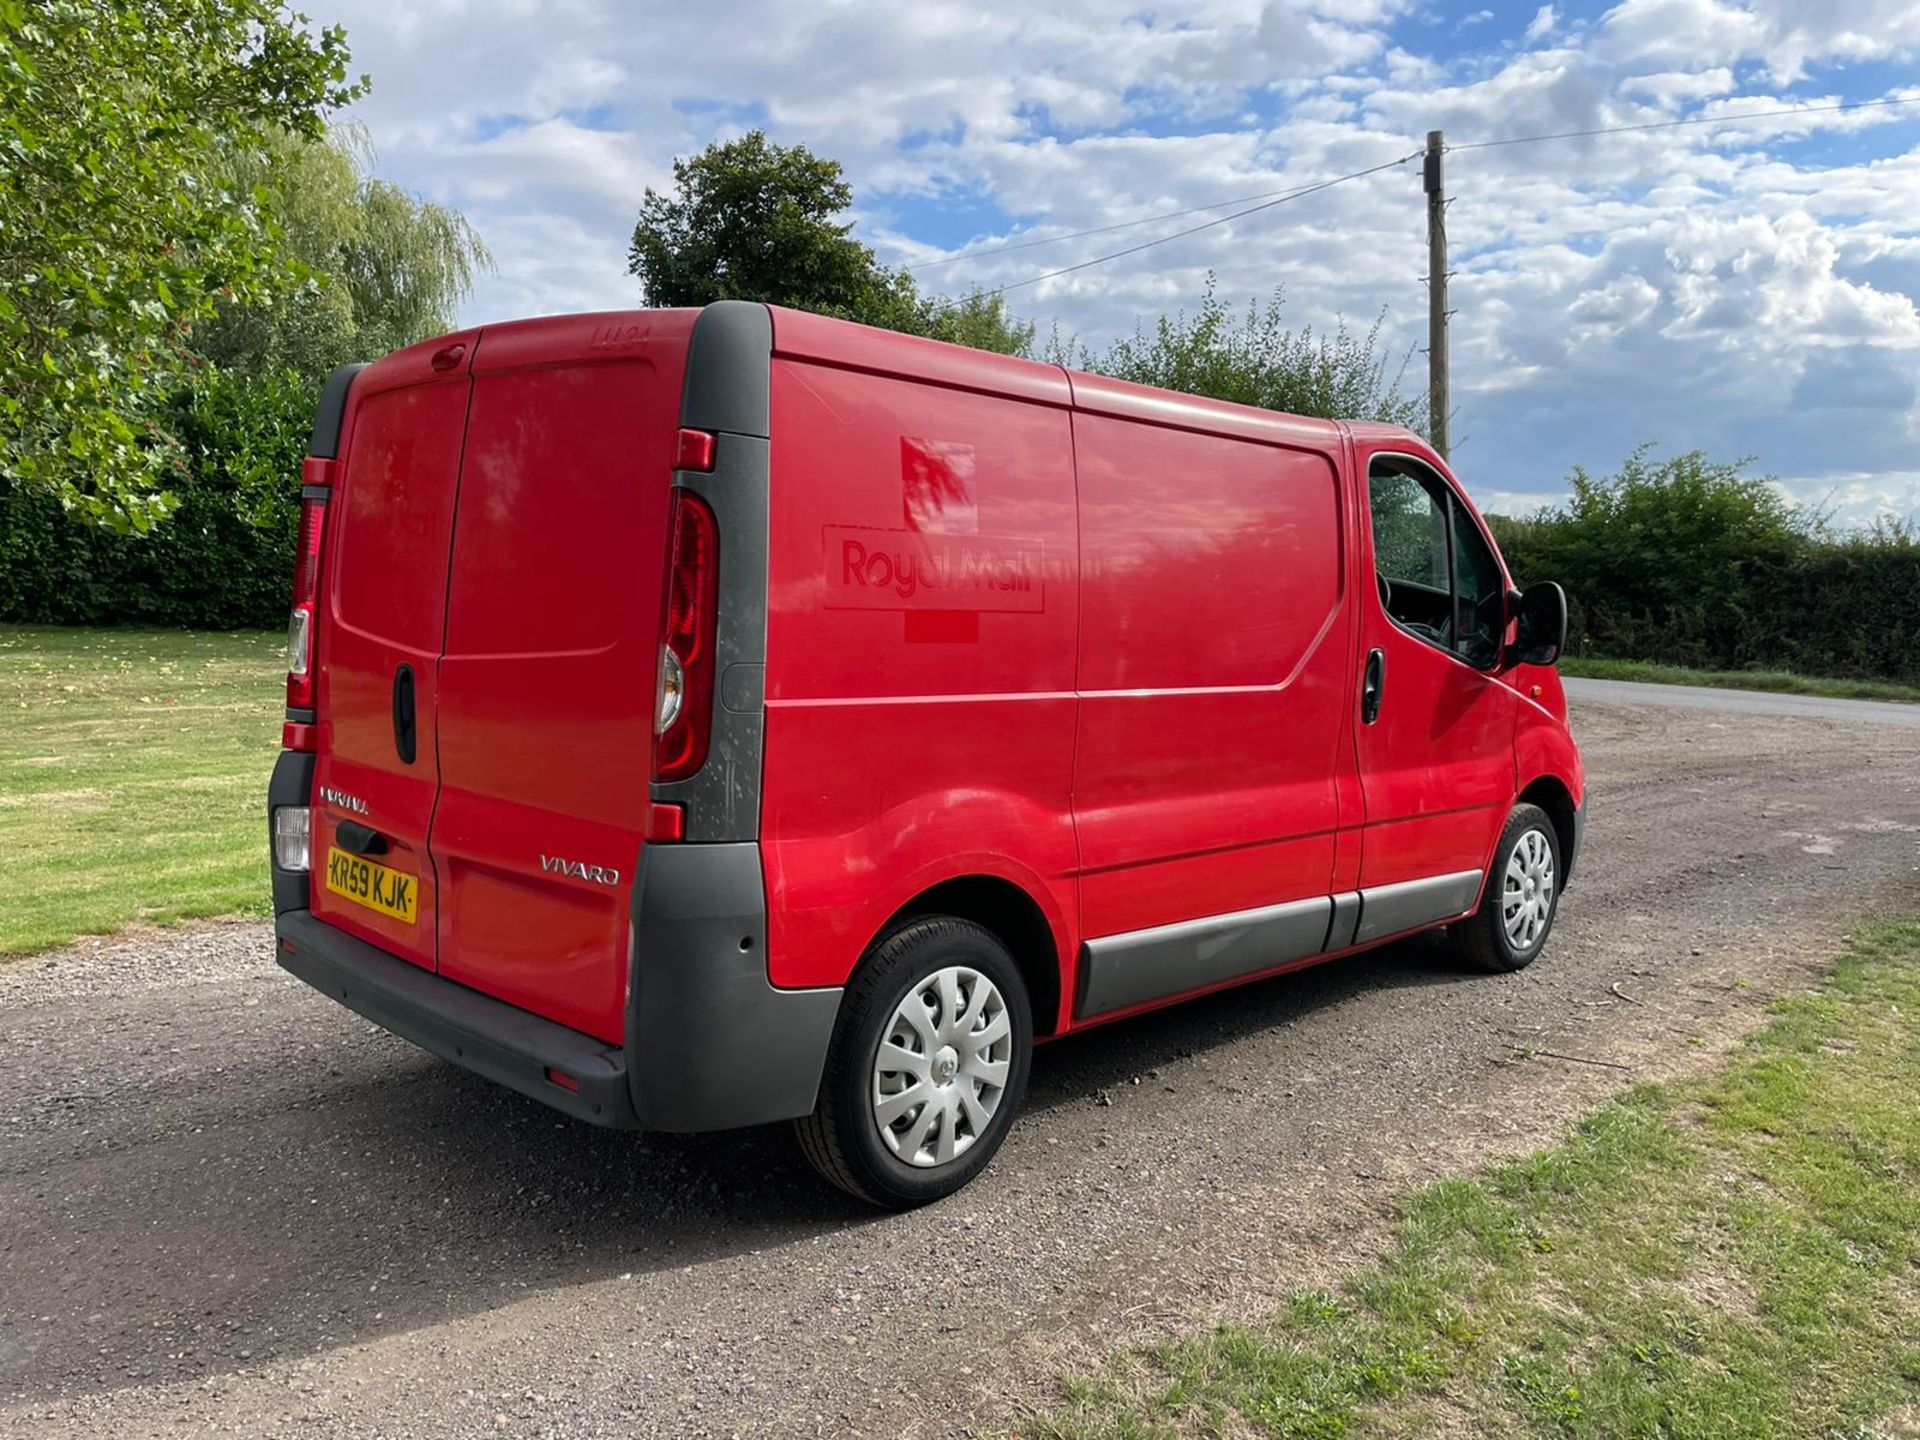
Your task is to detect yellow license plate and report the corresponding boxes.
[325,847,419,925]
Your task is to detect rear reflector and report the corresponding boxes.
[648,801,686,842]
[545,1068,580,1093]
[675,427,716,473]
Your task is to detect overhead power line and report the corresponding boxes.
[908,184,1364,273]
[987,151,1423,295]
[916,92,1920,294]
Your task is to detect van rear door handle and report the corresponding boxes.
[392,664,417,764]
[335,820,389,856]
[1360,648,1385,725]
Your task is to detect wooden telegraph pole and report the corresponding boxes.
[1424,129,1449,460]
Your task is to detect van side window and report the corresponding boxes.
[1369,460,1504,670]
[1369,468,1451,645]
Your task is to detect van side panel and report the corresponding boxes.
[430,313,695,1044]
[1071,412,1348,941]
[758,355,1080,993]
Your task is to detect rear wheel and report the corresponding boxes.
[1451,803,1562,972]
[794,917,1032,1209]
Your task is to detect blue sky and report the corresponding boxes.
[323,0,1920,523]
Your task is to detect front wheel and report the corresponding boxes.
[794,917,1032,1209]
[1451,803,1562,972]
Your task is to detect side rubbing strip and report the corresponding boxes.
[1325,891,1361,952]
[1076,896,1333,1019]
[1353,869,1483,944]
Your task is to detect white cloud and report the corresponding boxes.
[318,0,1920,523]
[1777,471,1920,527]
[1600,0,1920,85]
[1619,67,1736,106]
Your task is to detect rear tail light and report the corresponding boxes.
[285,492,328,714]
[655,489,718,783]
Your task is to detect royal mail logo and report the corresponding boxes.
[825,525,1044,613]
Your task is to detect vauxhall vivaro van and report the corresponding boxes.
[268,302,1583,1207]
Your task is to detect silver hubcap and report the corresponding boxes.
[872,966,1012,1168]
[1503,827,1556,951]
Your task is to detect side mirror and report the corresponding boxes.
[1509,581,1568,667]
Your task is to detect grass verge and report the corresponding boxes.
[1561,655,1920,704]
[1026,920,1920,1439]
[0,625,284,955]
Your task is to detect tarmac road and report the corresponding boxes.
[4,685,1918,1438]
[1563,674,1920,727]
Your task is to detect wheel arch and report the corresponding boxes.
[866,875,1066,1038]
[1516,773,1578,879]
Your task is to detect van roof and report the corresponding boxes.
[392,304,1436,459]
[766,305,1351,453]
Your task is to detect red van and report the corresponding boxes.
[267,302,1583,1207]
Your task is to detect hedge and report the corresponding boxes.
[0,368,312,630]
[1492,514,1920,683]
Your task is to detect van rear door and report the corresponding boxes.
[310,334,477,970]
[429,311,696,1044]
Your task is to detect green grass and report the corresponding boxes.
[1026,920,1920,1439]
[0,625,285,955]
[1561,655,1920,704]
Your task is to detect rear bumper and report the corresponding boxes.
[271,748,841,1133]
[277,908,640,1127]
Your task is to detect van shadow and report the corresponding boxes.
[15,934,1480,1403]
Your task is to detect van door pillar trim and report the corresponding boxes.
[307,363,367,459]
[654,301,773,842]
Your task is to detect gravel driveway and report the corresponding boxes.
[4,690,1919,1438]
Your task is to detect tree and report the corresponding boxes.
[0,0,362,530]
[1054,277,1424,428]
[193,125,491,381]
[627,130,1031,356]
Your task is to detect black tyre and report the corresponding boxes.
[794,917,1032,1209]
[1451,803,1562,973]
